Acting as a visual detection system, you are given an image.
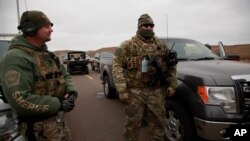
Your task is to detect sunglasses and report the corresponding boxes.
[142,24,154,28]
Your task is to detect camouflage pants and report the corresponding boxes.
[20,114,72,141]
[124,88,166,141]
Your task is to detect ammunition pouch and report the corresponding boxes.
[127,57,140,70]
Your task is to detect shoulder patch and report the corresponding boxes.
[114,48,122,56]
[4,70,20,87]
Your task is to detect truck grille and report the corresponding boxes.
[232,75,250,110]
[241,81,250,108]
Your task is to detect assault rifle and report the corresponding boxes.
[147,43,178,87]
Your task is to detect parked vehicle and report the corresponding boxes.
[0,39,24,141]
[66,51,89,74]
[86,54,91,61]
[100,37,250,141]
[62,53,68,64]
[91,52,113,73]
[99,53,117,98]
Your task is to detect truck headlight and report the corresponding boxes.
[197,86,236,113]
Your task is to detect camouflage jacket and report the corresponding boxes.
[0,35,77,117]
[112,35,177,93]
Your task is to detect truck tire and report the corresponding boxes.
[165,99,196,141]
[97,64,100,73]
[84,66,89,74]
[103,75,116,99]
[97,68,100,73]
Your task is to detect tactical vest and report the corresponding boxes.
[125,36,168,88]
[9,46,66,97]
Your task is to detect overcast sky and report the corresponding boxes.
[1,0,249,51]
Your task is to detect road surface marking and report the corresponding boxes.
[86,75,93,80]
[95,92,105,99]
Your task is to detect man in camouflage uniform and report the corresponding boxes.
[112,14,177,141]
[0,10,77,141]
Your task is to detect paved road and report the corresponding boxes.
[65,69,150,141]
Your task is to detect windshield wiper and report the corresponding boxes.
[178,57,192,61]
[195,57,216,60]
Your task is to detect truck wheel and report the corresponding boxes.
[103,75,116,99]
[97,65,100,73]
[165,99,196,141]
[85,66,89,74]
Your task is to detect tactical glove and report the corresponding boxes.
[119,92,129,104]
[165,87,175,97]
[61,94,76,112]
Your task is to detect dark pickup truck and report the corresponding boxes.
[100,37,250,141]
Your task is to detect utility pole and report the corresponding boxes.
[16,0,20,24]
[16,0,21,34]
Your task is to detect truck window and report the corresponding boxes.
[184,43,203,56]
[0,40,10,60]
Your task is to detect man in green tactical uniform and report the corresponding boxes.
[0,10,77,141]
[112,14,177,141]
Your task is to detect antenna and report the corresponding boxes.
[16,0,22,34]
[166,12,168,40]
[16,0,20,24]
[24,0,28,10]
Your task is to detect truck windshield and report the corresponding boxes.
[162,38,219,60]
[68,52,86,59]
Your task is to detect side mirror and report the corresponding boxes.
[218,41,240,61]
[218,41,226,58]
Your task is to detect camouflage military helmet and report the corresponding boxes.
[138,13,154,28]
[18,10,53,35]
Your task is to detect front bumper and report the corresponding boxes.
[194,117,250,141]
